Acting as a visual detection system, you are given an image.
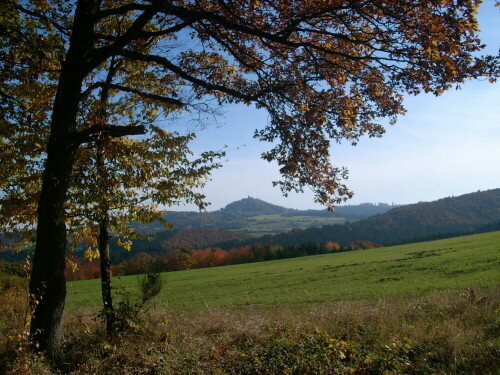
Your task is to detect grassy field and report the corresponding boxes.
[239,214,346,236]
[2,231,499,374]
[66,231,500,313]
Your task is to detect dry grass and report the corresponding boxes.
[1,268,499,374]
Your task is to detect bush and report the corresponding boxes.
[102,272,164,333]
[138,272,163,305]
[345,240,382,251]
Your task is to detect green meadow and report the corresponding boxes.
[240,214,346,236]
[3,231,499,374]
[66,231,500,313]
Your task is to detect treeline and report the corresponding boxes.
[107,228,254,264]
[383,220,500,246]
[58,220,500,281]
[66,240,381,280]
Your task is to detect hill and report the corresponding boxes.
[117,198,399,257]
[222,197,289,216]
[253,189,500,246]
[8,232,500,375]
[0,199,396,262]
[130,198,399,235]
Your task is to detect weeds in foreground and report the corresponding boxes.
[1,268,498,374]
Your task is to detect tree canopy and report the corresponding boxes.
[4,0,497,209]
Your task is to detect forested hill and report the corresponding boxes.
[248,189,500,246]
[131,197,399,234]
[222,197,289,216]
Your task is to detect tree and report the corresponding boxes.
[68,129,223,334]
[66,53,223,334]
[2,1,224,339]
[1,0,497,360]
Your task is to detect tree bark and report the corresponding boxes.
[97,137,116,335]
[29,140,73,359]
[29,0,98,360]
[98,206,115,335]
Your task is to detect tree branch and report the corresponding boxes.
[96,3,149,19]
[15,3,71,37]
[118,49,267,103]
[70,125,146,147]
[97,82,185,107]
[94,20,194,41]
[164,4,371,61]
[86,1,162,71]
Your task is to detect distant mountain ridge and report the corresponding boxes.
[130,190,499,255]
[220,197,398,218]
[131,197,399,235]
[245,189,500,247]
[0,197,400,262]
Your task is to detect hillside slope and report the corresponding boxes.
[67,231,500,311]
[253,189,500,246]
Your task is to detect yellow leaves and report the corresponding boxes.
[80,227,97,243]
[84,247,100,261]
[249,0,261,10]
[117,238,132,251]
[32,0,50,12]
[297,103,310,112]
[66,258,78,273]
[424,46,442,62]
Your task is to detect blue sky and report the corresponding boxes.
[173,2,500,211]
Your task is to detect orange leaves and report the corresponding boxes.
[191,247,226,268]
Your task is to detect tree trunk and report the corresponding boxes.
[97,138,116,335]
[29,0,98,360]
[29,144,73,360]
[98,211,116,335]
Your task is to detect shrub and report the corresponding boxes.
[344,240,382,251]
[138,272,163,305]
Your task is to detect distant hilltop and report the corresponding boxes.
[124,197,402,237]
[219,196,400,219]
[222,197,289,216]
